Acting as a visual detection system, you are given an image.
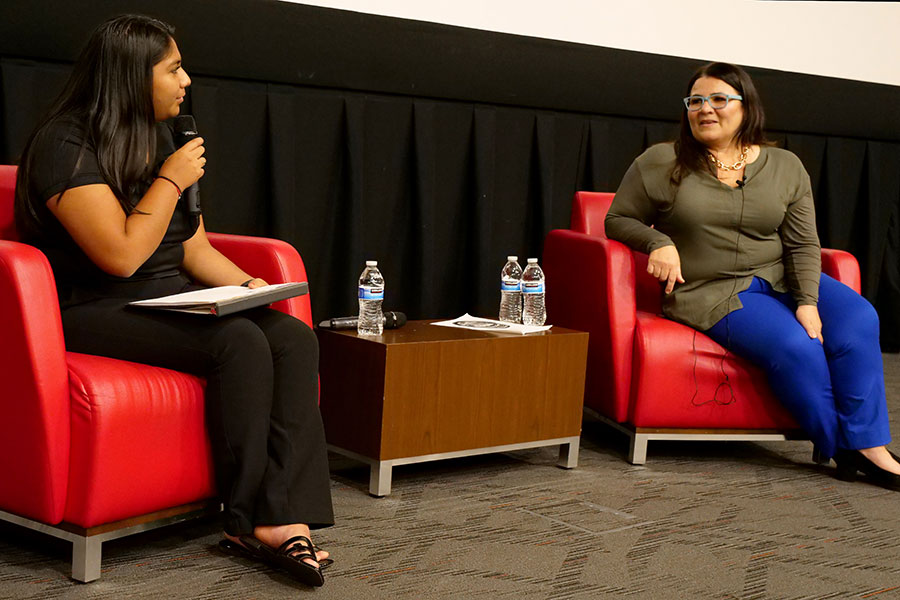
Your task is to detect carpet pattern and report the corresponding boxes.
[1,354,899,599]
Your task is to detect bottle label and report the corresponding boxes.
[522,282,544,294]
[359,287,384,300]
[501,281,520,292]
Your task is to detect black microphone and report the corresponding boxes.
[736,179,745,188]
[318,311,407,330]
[173,115,201,218]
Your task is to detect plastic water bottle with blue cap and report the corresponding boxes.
[521,257,546,326]
[499,256,523,323]
[357,260,385,336]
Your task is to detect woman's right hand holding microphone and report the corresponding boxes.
[159,137,206,192]
[648,244,685,294]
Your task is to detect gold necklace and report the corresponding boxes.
[708,146,749,171]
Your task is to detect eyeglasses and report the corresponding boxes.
[683,93,743,111]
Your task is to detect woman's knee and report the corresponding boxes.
[209,317,273,368]
[820,275,880,338]
[768,331,826,375]
[851,300,879,338]
[844,298,878,333]
[285,319,318,364]
[824,296,879,353]
[259,313,319,364]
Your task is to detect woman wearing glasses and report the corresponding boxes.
[605,62,900,489]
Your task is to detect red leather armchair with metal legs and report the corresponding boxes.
[543,191,862,463]
[0,164,313,581]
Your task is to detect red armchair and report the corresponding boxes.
[543,191,861,464]
[0,164,313,581]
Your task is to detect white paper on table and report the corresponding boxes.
[431,313,552,335]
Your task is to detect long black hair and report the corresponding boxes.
[15,14,175,237]
[672,62,768,185]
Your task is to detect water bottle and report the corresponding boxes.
[521,258,546,326]
[357,260,385,336]
[499,256,523,323]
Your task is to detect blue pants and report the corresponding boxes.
[705,274,890,458]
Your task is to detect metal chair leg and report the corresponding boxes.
[71,535,101,582]
[629,434,648,465]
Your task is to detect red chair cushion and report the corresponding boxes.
[63,353,215,528]
[629,313,799,429]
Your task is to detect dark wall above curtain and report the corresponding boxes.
[1,1,899,350]
[2,0,899,141]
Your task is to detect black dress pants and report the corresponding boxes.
[60,278,334,535]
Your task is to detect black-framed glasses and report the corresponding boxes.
[683,93,743,111]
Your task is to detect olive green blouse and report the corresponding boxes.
[604,143,821,331]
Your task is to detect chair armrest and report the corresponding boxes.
[207,232,312,327]
[0,240,69,523]
[821,248,861,294]
[571,192,615,237]
[0,165,18,241]
[543,229,636,422]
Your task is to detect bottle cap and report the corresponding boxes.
[507,255,518,261]
[527,258,538,263]
[366,260,378,266]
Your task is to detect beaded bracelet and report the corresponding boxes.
[156,175,183,199]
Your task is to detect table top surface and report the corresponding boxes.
[316,319,587,345]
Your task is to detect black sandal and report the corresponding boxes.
[218,535,332,587]
[217,535,269,561]
[259,535,331,586]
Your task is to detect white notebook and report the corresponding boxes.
[129,282,308,317]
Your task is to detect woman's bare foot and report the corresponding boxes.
[859,446,900,475]
[225,524,329,567]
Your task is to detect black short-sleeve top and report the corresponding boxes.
[20,118,200,307]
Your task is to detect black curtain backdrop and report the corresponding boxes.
[1,1,899,350]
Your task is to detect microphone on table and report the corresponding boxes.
[318,311,407,330]
[173,115,201,219]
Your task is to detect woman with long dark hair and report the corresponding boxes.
[15,15,334,586]
[605,62,900,489]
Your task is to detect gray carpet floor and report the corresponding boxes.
[2,354,899,599]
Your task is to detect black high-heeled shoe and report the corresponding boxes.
[832,449,860,481]
[832,449,900,491]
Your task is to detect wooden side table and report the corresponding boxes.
[316,320,588,495]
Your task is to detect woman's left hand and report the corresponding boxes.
[795,305,823,343]
[245,278,269,289]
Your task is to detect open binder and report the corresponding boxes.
[129,282,308,317]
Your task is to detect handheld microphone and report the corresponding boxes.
[318,311,407,330]
[173,115,201,218]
